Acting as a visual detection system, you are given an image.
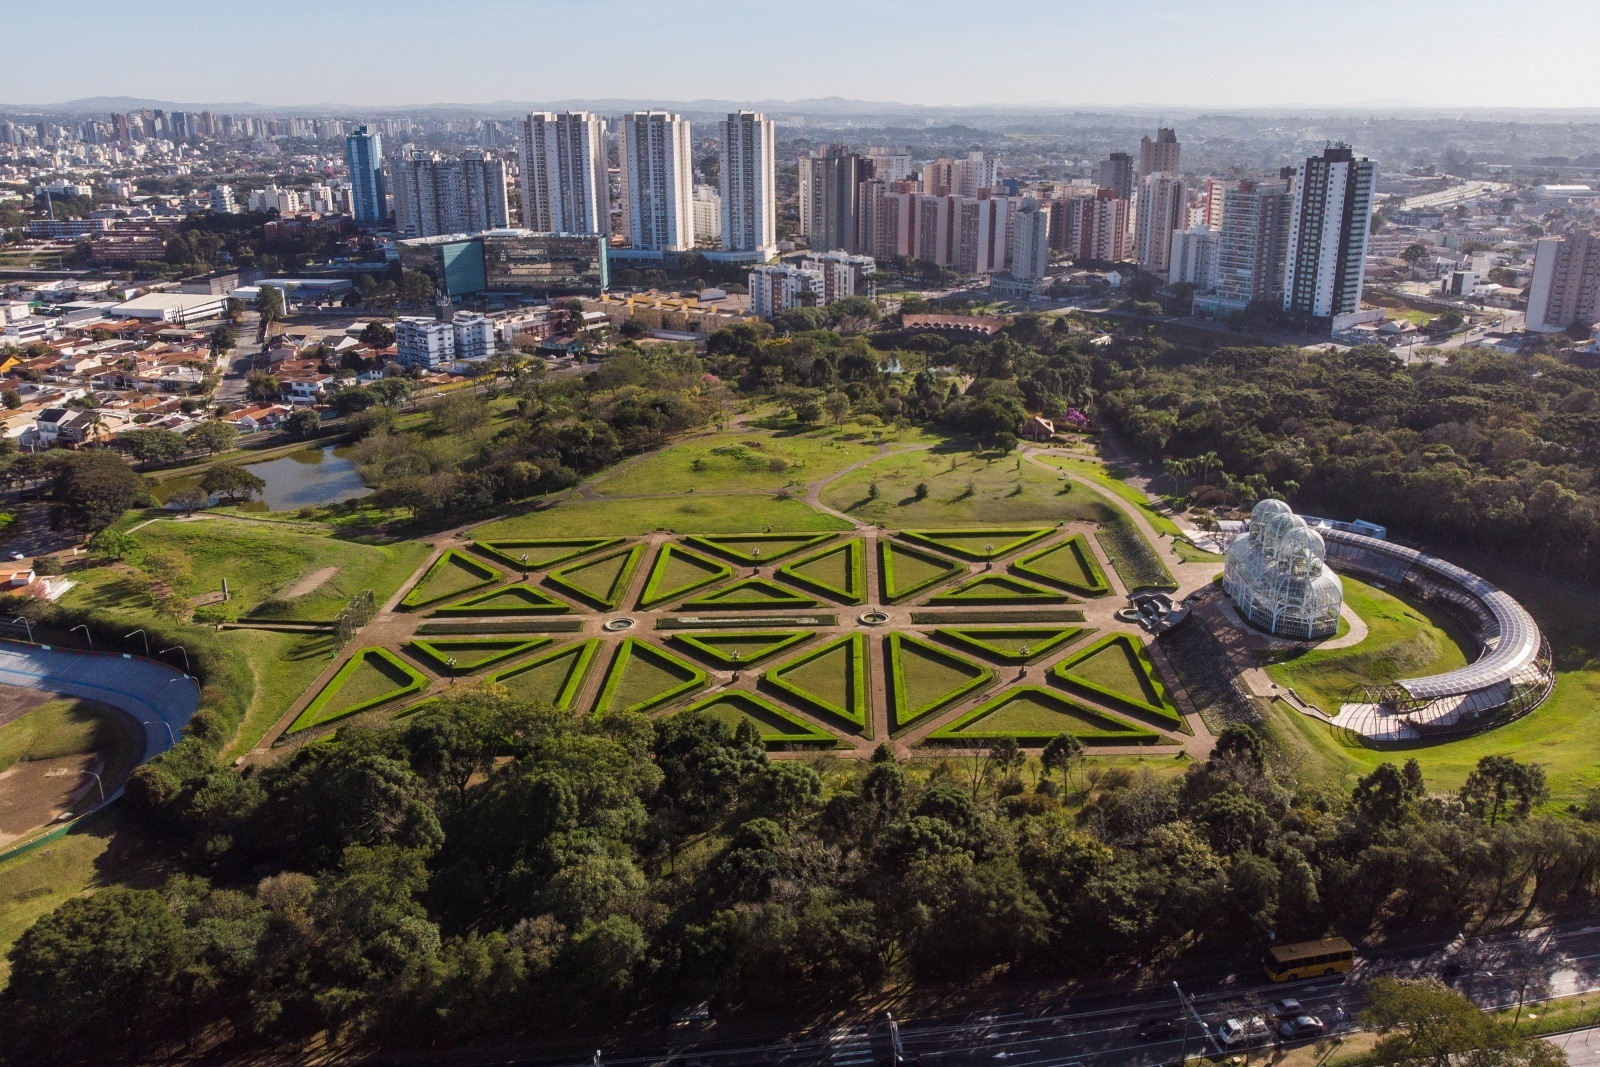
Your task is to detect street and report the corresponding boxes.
[451,920,1600,1067]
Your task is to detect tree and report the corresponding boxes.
[186,420,238,456]
[209,324,237,352]
[1401,242,1430,265]
[1460,755,1548,826]
[1041,733,1086,793]
[1,389,19,410]
[1363,976,1566,1067]
[359,320,394,348]
[119,427,186,468]
[87,528,139,561]
[245,371,280,401]
[53,451,148,532]
[367,377,412,408]
[284,408,321,438]
[255,284,283,324]
[200,463,266,504]
[823,390,851,425]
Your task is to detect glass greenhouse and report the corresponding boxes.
[1223,500,1343,640]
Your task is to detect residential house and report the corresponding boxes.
[1018,416,1056,442]
[223,404,289,433]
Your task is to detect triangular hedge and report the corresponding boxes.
[593,639,708,715]
[764,633,870,731]
[637,544,735,609]
[401,549,501,609]
[289,647,428,733]
[668,630,815,667]
[546,544,645,610]
[487,639,600,710]
[933,626,1090,664]
[777,539,866,604]
[886,631,994,731]
[898,527,1054,561]
[472,537,625,571]
[926,685,1164,745]
[878,539,963,603]
[685,532,837,564]
[924,573,1072,605]
[431,582,573,616]
[1050,633,1184,730]
[1011,534,1112,597]
[409,636,551,674]
[674,691,839,748]
[679,577,819,611]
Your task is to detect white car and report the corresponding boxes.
[1217,1015,1271,1048]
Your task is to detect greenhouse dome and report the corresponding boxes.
[1223,500,1343,640]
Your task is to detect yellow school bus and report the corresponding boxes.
[1264,937,1356,982]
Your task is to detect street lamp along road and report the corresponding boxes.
[160,645,190,673]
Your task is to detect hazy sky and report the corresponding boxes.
[4,0,1597,110]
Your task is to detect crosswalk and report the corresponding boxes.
[828,1025,875,1066]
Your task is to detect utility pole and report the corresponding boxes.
[887,1011,905,1064]
[1175,980,1221,1055]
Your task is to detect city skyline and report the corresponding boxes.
[3,0,1597,113]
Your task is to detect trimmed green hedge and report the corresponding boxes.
[400,549,500,609]
[678,577,819,611]
[431,582,573,616]
[471,537,625,571]
[593,638,708,714]
[668,630,815,666]
[777,539,866,605]
[898,527,1054,561]
[764,633,870,731]
[878,539,962,603]
[924,574,1072,605]
[545,544,645,610]
[933,626,1092,664]
[1011,534,1112,597]
[487,639,600,710]
[926,685,1165,745]
[408,637,551,674]
[675,691,839,748]
[288,647,428,734]
[685,532,837,564]
[886,631,994,731]
[1050,632,1186,732]
[636,544,734,610]
[1095,516,1178,592]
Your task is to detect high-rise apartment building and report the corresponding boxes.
[954,196,1011,274]
[749,263,824,317]
[1138,128,1181,178]
[1526,231,1600,334]
[1059,190,1129,263]
[953,152,997,197]
[1282,145,1376,319]
[865,147,913,182]
[344,124,386,226]
[799,145,864,254]
[1008,199,1051,282]
[618,111,695,251]
[800,250,877,303]
[718,110,776,257]
[1199,179,1293,314]
[692,185,722,245]
[1135,173,1186,275]
[1097,152,1134,203]
[390,150,510,238]
[519,111,608,235]
[1167,227,1218,288]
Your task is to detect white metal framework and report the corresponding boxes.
[1223,500,1344,640]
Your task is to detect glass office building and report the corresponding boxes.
[397,230,607,300]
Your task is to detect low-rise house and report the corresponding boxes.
[223,404,289,433]
[1019,416,1056,442]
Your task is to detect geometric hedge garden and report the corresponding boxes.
[886,632,994,732]
[289,647,428,734]
[674,691,837,748]
[1050,633,1185,732]
[594,638,708,715]
[927,685,1165,745]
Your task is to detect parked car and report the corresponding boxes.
[671,1002,711,1027]
[1217,1015,1271,1048]
[1279,1015,1326,1039]
[1138,1019,1180,1041]
[1269,998,1304,1019]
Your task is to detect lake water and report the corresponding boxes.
[156,445,373,512]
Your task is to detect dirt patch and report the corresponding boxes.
[0,754,103,846]
[0,687,65,731]
[283,565,338,599]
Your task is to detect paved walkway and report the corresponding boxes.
[247,435,1235,764]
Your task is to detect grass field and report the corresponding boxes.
[778,539,865,604]
[220,629,338,759]
[1264,577,1471,715]
[1012,535,1111,595]
[821,450,1122,526]
[637,545,732,609]
[880,540,962,602]
[0,699,140,784]
[474,496,853,539]
[670,630,815,666]
[489,640,598,709]
[682,692,836,745]
[288,648,426,733]
[889,633,992,730]
[767,635,868,730]
[929,686,1163,744]
[595,640,706,714]
[1066,640,1165,707]
[1032,454,1184,538]
[927,574,1069,605]
[65,519,431,622]
[401,551,499,608]
[594,431,880,496]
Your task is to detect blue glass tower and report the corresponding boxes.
[345,124,387,226]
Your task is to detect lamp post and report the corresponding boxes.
[82,769,103,802]
[70,624,93,650]
[160,645,190,673]
[125,629,148,656]
[11,615,31,642]
[142,719,176,746]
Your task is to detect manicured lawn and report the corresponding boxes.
[1031,453,1185,538]
[288,648,427,733]
[1174,540,1225,563]
[1052,633,1185,731]
[1012,534,1111,596]
[669,630,815,666]
[899,528,1054,561]
[676,692,837,747]
[1067,639,1163,704]
[766,634,869,731]
[778,539,866,604]
[433,583,573,615]
[488,640,599,710]
[401,550,500,609]
[637,545,733,609]
[474,496,852,539]
[593,431,880,496]
[934,626,1092,664]
[888,633,993,730]
[926,573,1070,605]
[680,577,819,610]
[687,532,837,564]
[928,686,1163,744]
[220,629,338,759]
[546,545,644,610]
[879,540,963,602]
[408,637,550,674]
[473,537,624,570]
[1264,577,1471,715]
[65,518,432,622]
[821,450,1123,526]
[594,640,707,714]
[1095,515,1178,592]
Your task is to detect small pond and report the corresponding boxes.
[155,445,373,512]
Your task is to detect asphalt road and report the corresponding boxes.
[1552,1026,1600,1067]
[435,920,1600,1067]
